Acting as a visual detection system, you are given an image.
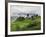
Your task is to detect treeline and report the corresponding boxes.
[16,14,40,21]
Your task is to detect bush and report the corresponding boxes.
[27,21,40,28]
[27,23,36,28]
[16,17,25,21]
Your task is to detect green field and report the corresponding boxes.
[11,16,41,31]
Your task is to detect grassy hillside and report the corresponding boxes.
[11,16,41,31]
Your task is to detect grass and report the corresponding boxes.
[11,16,41,31]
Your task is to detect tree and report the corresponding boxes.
[27,14,29,17]
[35,14,38,17]
[31,16,34,20]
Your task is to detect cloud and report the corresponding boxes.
[10,5,41,16]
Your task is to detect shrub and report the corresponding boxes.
[16,17,25,21]
[27,21,40,28]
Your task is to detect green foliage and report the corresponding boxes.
[16,17,25,21]
[11,16,41,31]
[31,16,34,20]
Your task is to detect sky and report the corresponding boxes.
[10,5,41,16]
